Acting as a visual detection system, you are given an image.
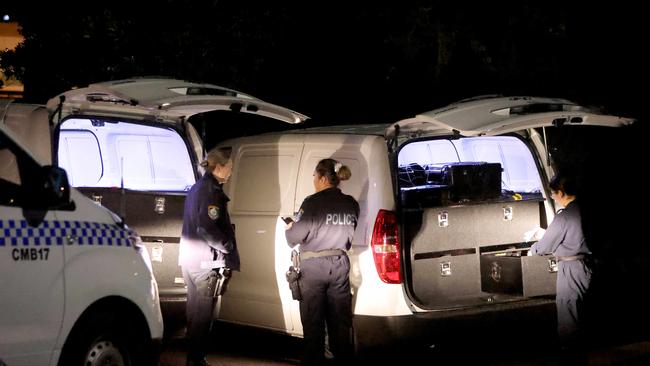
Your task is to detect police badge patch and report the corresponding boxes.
[208,205,220,220]
[295,209,304,222]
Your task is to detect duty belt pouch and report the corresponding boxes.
[214,268,232,297]
[204,270,219,298]
[286,265,302,301]
[206,268,232,298]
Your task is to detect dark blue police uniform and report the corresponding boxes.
[530,200,591,344]
[179,172,240,365]
[286,187,359,365]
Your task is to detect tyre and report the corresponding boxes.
[59,309,150,366]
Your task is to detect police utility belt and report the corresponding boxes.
[286,249,347,301]
[299,249,347,261]
[555,254,586,262]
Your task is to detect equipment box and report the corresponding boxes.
[400,184,450,207]
[442,162,502,202]
[480,255,523,295]
[480,248,556,297]
[399,162,502,208]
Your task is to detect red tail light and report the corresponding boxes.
[371,209,401,284]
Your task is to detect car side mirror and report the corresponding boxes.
[23,165,73,210]
[43,165,71,208]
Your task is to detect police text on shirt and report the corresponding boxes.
[326,213,356,226]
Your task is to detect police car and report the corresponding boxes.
[1,109,163,365]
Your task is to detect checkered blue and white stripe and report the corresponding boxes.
[0,220,131,247]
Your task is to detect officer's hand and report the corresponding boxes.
[524,227,544,242]
[532,228,545,241]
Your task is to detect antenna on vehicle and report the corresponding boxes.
[120,157,126,219]
[387,124,400,153]
[542,127,551,167]
[48,95,65,126]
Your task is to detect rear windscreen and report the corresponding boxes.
[58,118,195,192]
[398,136,542,194]
[397,136,543,208]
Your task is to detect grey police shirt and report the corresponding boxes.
[530,200,590,257]
[286,187,360,252]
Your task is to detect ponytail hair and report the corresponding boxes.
[200,147,232,173]
[315,158,351,187]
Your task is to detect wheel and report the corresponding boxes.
[82,339,125,366]
[59,309,149,366]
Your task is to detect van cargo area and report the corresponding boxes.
[397,135,556,309]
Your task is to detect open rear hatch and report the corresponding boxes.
[388,96,634,310]
[46,77,308,125]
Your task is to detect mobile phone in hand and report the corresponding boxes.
[282,216,294,224]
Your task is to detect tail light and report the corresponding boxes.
[371,209,401,284]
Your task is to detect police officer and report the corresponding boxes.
[285,158,360,365]
[179,147,240,366]
[528,173,591,347]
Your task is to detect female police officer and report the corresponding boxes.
[285,158,360,365]
[179,147,240,366]
[528,173,591,347]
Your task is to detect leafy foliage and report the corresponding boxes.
[1,2,646,122]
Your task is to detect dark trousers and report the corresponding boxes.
[556,260,592,346]
[182,267,216,362]
[299,255,353,365]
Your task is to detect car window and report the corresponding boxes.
[398,136,542,194]
[0,134,21,206]
[0,134,21,186]
[0,131,42,207]
[58,118,195,192]
[58,130,103,186]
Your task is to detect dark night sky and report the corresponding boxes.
[2,2,648,124]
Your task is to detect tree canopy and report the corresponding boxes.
[1,2,647,123]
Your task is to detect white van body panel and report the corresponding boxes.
[0,206,63,365]
[54,190,164,353]
[221,134,305,333]
[217,132,412,337]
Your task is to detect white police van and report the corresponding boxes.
[0,103,163,366]
[209,96,637,355]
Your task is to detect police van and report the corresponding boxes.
[210,99,638,353]
[14,79,639,355]
[0,103,163,365]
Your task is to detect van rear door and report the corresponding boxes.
[386,96,634,311]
